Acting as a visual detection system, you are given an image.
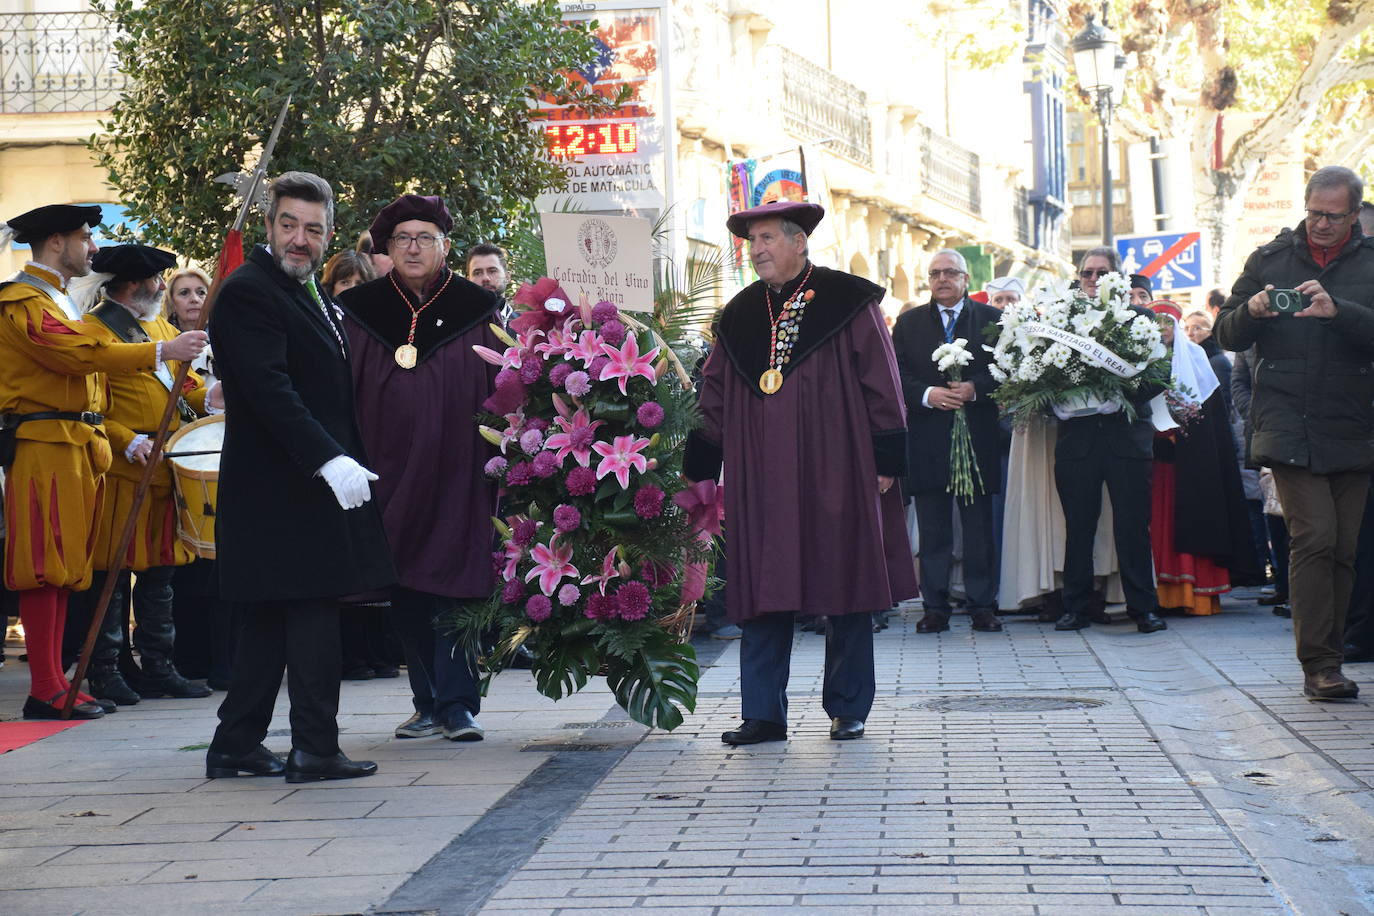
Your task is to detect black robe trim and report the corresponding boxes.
[683,429,724,483]
[872,428,907,478]
[337,268,499,367]
[91,299,152,343]
[715,263,886,398]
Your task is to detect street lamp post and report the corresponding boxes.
[1071,3,1128,246]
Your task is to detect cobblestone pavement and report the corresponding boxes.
[2,592,1372,915]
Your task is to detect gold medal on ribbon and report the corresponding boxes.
[759,368,783,395]
[395,344,418,369]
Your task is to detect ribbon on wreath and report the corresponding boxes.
[1022,322,1145,379]
[673,480,724,605]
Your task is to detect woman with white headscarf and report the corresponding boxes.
[1148,300,1260,615]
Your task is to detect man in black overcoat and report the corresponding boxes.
[205,171,397,783]
[892,249,1003,633]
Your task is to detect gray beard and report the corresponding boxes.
[274,249,320,282]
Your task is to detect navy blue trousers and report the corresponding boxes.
[739,611,875,727]
[390,588,480,720]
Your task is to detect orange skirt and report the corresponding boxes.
[1151,460,1229,616]
[3,436,111,591]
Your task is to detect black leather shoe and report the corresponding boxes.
[1133,611,1168,633]
[1258,592,1289,606]
[206,745,286,778]
[1344,644,1374,663]
[284,749,378,783]
[22,693,104,720]
[394,710,440,739]
[915,612,950,633]
[970,612,1003,632]
[139,667,212,699]
[88,667,141,706]
[721,719,787,745]
[1054,613,1090,630]
[440,709,485,742]
[829,718,865,740]
[1272,604,1292,619]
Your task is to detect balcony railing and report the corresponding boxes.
[779,49,872,167]
[1014,186,1032,247]
[921,125,981,216]
[0,11,125,114]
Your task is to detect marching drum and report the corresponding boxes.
[164,414,223,559]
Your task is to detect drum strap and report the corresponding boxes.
[92,301,196,423]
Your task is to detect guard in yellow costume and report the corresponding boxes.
[0,205,207,720]
[75,244,218,705]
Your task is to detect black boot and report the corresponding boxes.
[88,663,142,706]
[139,661,212,698]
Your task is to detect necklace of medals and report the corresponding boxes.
[759,263,814,395]
[390,270,452,369]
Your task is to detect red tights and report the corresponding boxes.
[18,585,96,705]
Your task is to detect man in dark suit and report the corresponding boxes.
[892,249,1003,633]
[1054,257,1168,634]
[205,171,397,783]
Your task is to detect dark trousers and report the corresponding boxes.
[1266,514,1291,598]
[701,545,728,631]
[1271,466,1370,674]
[172,559,237,684]
[913,489,999,614]
[1245,499,1272,585]
[1347,487,1374,652]
[210,597,341,757]
[390,588,480,720]
[1055,445,1157,617]
[739,611,874,726]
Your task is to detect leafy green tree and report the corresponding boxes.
[93,0,609,263]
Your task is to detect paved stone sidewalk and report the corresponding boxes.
[2,594,1372,915]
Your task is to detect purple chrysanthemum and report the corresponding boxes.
[518,359,543,385]
[585,592,616,620]
[501,578,525,604]
[506,462,534,487]
[483,456,509,478]
[592,300,619,324]
[564,370,591,397]
[599,319,626,347]
[548,362,573,388]
[569,425,596,450]
[512,518,538,546]
[614,580,651,621]
[557,583,581,607]
[525,594,552,622]
[588,356,610,380]
[553,504,582,533]
[633,485,665,519]
[639,559,677,588]
[565,465,597,496]
[520,428,544,454]
[532,451,559,478]
[525,416,551,433]
[636,401,664,428]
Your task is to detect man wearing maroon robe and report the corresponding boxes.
[685,201,916,745]
[337,195,502,741]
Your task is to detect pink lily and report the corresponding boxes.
[498,409,525,454]
[566,328,605,367]
[598,334,660,395]
[499,538,525,582]
[524,534,579,596]
[535,317,581,359]
[473,328,545,370]
[543,395,605,467]
[591,434,652,488]
[580,547,622,595]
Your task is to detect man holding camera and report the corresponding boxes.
[1214,166,1374,700]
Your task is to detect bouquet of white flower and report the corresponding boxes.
[989,272,1171,427]
[932,337,983,504]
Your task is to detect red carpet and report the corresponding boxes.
[0,720,85,753]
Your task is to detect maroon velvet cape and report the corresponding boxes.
[696,280,917,622]
[338,270,501,599]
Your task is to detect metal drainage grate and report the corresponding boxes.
[559,721,632,729]
[917,695,1108,712]
[520,742,619,752]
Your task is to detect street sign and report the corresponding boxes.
[1115,230,1206,292]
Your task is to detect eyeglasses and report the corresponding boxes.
[1079,268,1110,279]
[1305,209,1353,226]
[389,233,443,250]
[928,268,966,279]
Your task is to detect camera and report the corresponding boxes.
[1269,289,1307,314]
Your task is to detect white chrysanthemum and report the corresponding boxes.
[1044,342,1072,368]
[1097,271,1129,307]
[933,338,974,373]
[1016,356,1043,382]
[989,363,1007,382]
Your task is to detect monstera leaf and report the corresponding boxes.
[604,631,700,730]
[530,621,601,699]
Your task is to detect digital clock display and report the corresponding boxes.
[545,122,640,158]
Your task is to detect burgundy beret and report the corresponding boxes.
[726,200,825,239]
[368,194,453,249]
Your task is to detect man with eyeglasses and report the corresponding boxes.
[1075,247,1119,298]
[1215,165,1374,701]
[892,250,1004,635]
[337,194,503,742]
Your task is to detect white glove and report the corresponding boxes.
[317,455,378,510]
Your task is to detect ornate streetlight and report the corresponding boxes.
[1071,3,1129,245]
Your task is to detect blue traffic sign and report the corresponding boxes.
[1115,230,1206,292]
